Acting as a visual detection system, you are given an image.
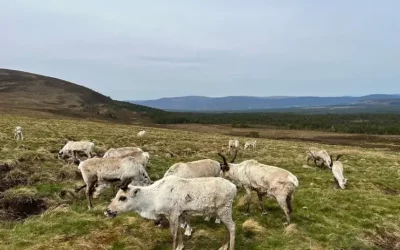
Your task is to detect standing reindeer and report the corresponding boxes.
[14,126,23,141]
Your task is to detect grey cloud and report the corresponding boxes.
[0,0,399,100]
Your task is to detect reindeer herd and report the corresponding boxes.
[13,126,348,250]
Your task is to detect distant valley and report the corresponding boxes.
[129,94,400,113]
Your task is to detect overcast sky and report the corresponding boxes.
[1,1,399,100]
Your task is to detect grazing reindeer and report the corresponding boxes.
[331,154,348,189]
[307,149,333,169]
[76,156,152,210]
[218,150,298,224]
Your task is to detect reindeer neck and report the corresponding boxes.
[227,163,241,180]
[131,188,158,220]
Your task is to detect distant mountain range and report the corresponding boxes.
[129,95,400,112]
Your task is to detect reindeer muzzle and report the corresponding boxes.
[104,209,117,218]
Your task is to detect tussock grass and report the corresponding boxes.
[0,114,399,249]
[242,219,267,238]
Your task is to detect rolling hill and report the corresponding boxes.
[0,69,163,123]
[130,94,400,112]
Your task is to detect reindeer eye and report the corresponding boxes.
[119,196,127,201]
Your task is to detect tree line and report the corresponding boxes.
[148,112,400,135]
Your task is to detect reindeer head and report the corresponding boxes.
[330,154,344,164]
[105,183,141,218]
[218,149,238,172]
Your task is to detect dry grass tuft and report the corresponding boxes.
[0,168,28,192]
[191,229,213,240]
[237,195,249,209]
[42,204,72,218]
[2,186,38,199]
[284,223,299,236]
[58,164,81,181]
[364,225,400,250]
[242,219,267,237]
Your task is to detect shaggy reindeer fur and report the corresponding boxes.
[104,149,150,169]
[164,159,221,179]
[103,147,143,158]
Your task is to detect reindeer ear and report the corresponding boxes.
[130,188,140,196]
[120,182,130,191]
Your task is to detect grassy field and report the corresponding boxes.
[0,114,399,250]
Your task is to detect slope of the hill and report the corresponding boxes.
[0,69,163,123]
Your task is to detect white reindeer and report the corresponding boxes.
[105,175,237,250]
[137,130,146,137]
[228,139,239,155]
[244,140,256,150]
[331,154,348,189]
[14,126,23,141]
[58,140,94,161]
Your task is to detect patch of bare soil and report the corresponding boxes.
[0,162,46,220]
[375,184,400,196]
[0,163,11,172]
[0,196,47,220]
[0,178,28,192]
